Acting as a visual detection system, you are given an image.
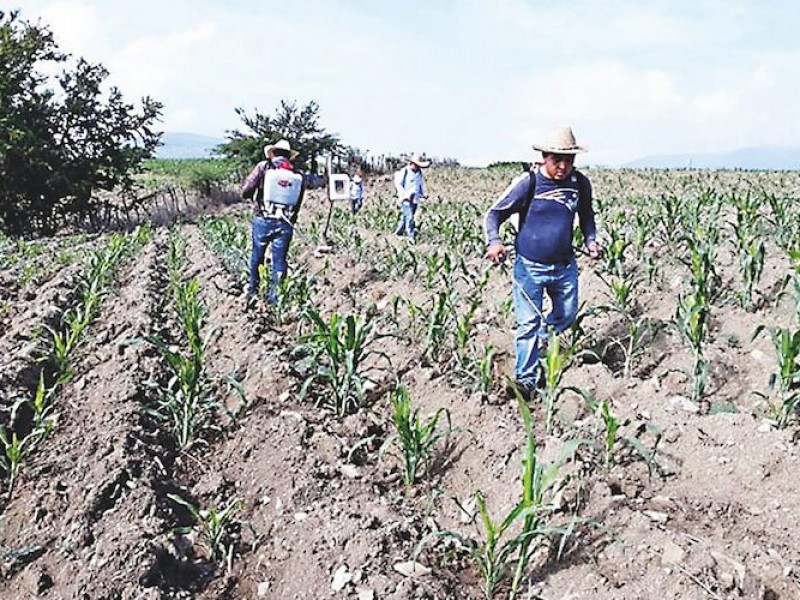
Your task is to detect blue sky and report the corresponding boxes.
[10,0,800,166]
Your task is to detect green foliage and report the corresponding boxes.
[168,493,243,568]
[753,325,800,427]
[0,10,162,235]
[141,158,237,193]
[217,99,342,172]
[431,398,577,599]
[380,385,453,486]
[298,309,390,417]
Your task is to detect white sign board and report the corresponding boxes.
[328,174,350,201]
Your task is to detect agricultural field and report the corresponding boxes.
[1,166,799,599]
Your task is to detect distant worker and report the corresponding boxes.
[241,138,305,304]
[393,154,430,242]
[349,172,365,214]
[484,126,601,398]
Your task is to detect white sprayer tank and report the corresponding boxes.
[263,169,303,206]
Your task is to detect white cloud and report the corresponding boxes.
[109,22,217,94]
[11,0,800,165]
[36,1,104,58]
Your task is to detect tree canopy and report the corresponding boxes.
[217,100,343,173]
[0,10,162,236]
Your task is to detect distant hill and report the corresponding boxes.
[623,145,800,170]
[156,132,224,159]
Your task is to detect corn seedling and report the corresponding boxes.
[596,275,663,378]
[423,290,456,363]
[731,218,766,312]
[0,426,44,498]
[574,391,660,474]
[454,344,497,395]
[538,330,575,433]
[168,493,243,570]
[380,385,453,486]
[299,309,390,416]
[143,333,222,449]
[753,325,800,427]
[15,370,58,434]
[679,234,719,303]
[430,397,577,599]
[674,291,710,404]
[271,267,315,327]
[199,215,249,280]
[601,226,632,277]
[789,247,800,324]
[141,277,239,448]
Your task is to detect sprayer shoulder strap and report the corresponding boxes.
[522,169,537,215]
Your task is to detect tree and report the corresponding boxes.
[217,100,342,172]
[0,10,162,236]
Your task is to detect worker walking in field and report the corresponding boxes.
[484,127,601,398]
[349,172,365,214]
[393,154,430,242]
[241,138,305,304]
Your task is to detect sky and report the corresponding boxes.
[9,0,800,167]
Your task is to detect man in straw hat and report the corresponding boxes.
[484,126,601,398]
[393,153,430,242]
[241,138,305,304]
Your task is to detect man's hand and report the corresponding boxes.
[486,243,509,264]
[587,240,602,259]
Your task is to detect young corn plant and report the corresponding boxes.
[752,325,800,427]
[423,290,457,363]
[380,385,453,486]
[596,274,663,379]
[271,267,315,327]
[0,425,47,498]
[41,230,146,382]
[431,398,576,599]
[537,330,576,433]
[199,215,249,281]
[573,391,661,475]
[790,247,800,324]
[168,493,244,571]
[674,291,710,405]
[679,233,720,303]
[600,225,632,278]
[731,210,766,312]
[14,370,58,435]
[298,309,390,417]
[143,331,221,449]
[736,236,765,312]
[764,191,798,250]
[142,277,242,449]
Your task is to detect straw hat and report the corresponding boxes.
[532,127,588,154]
[408,154,431,168]
[264,139,299,159]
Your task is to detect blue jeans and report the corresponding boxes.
[513,255,579,387]
[248,216,293,304]
[394,200,417,240]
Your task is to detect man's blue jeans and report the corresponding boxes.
[248,216,293,304]
[513,255,579,387]
[394,200,418,240]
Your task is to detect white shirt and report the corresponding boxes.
[393,166,426,203]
